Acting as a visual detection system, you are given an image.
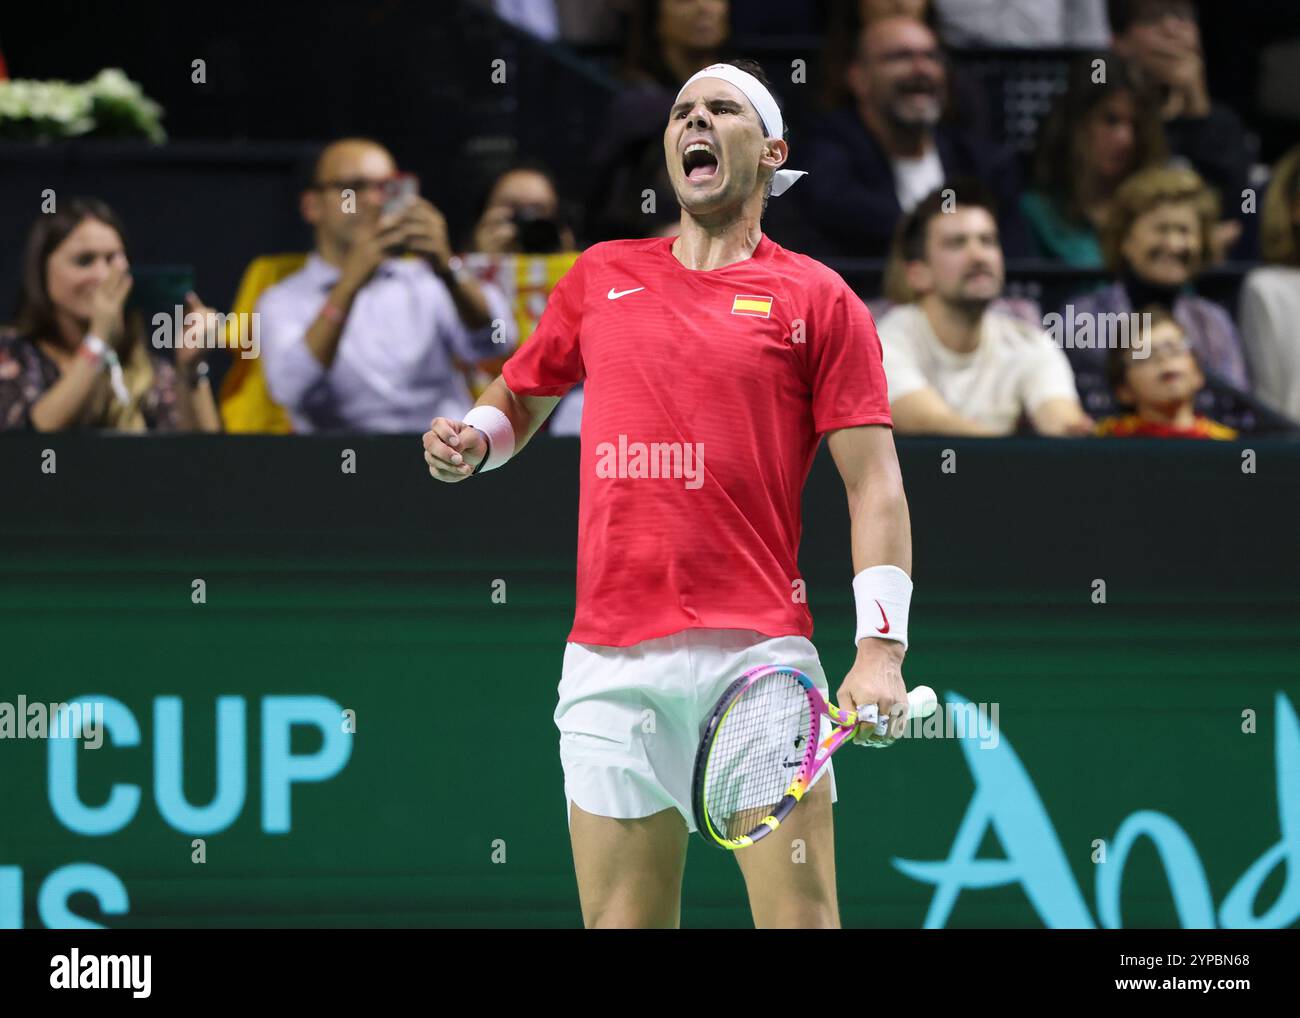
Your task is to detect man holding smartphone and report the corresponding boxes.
[257,137,515,432]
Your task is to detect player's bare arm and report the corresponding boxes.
[827,424,913,745]
[423,375,559,482]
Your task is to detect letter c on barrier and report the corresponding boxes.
[48,695,140,836]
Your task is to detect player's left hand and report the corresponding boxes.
[836,638,908,748]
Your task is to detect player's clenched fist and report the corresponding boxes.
[423,417,488,481]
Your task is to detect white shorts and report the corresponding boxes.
[554,628,839,834]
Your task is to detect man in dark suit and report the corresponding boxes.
[768,16,1028,260]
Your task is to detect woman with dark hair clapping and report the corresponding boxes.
[1,197,221,432]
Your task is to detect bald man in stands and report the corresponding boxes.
[784,16,1027,259]
[258,138,515,432]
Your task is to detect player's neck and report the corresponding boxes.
[671,217,763,271]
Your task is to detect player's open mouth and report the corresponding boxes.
[683,142,720,182]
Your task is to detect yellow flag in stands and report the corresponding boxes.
[460,252,581,398]
[219,251,584,427]
[219,253,307,434]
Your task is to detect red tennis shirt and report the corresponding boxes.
[502,234,892,647]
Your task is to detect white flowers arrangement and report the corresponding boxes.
[0,69,165,142]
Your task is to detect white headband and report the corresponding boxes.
[674,63,807,197]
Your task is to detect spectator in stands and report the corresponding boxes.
[877,183,1092,436]
[470,162,576,254]
[1095,307,1236,438]
[787,15,1028,259]
[1064,166,1249,400]
[862,0,932,20]
[930,0,1110,48]
[727,0,840,38]
[622,0,729,91]
[821,0,938,113]
[1,198,221,433]
[483,0,626,43]
[587,0,731,241]
[1021,55,1167,266]
[828,0,935,33]
[815,0,1002,161]
[257,138,515,433]
[467,161,585,434]
[1239,144,1300,421]
[1110,0,1255,258]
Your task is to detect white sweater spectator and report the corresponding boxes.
[879,303,1080,434]
[933,0,1111,48]
[1238,266,1300,421]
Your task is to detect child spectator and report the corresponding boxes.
[1096,308,1236,439]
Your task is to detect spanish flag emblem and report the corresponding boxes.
[731,294,774,318]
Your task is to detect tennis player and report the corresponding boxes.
[424,59,914,928]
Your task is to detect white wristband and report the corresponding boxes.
[852,565,912,650]
[462,404,516,472]
[82,334,131,406]
[81,335,108,363]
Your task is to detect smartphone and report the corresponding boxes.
[127,266,196,358]
[513,207,563,254]
[382,173,419,218]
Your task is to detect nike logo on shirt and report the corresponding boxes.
[607,286,645,300]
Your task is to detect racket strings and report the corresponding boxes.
[704,671,813,840]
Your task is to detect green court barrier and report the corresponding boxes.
[1,435,1296,928]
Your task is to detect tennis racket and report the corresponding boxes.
[692,664,937,850]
